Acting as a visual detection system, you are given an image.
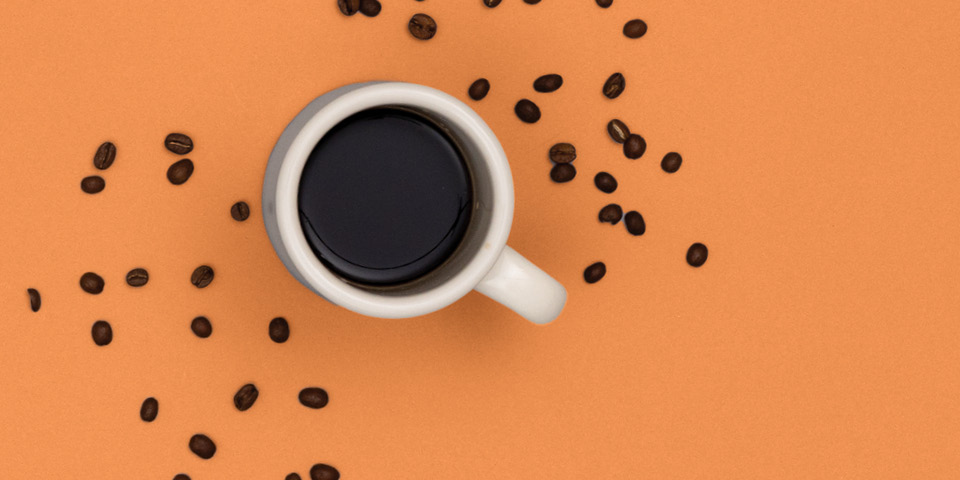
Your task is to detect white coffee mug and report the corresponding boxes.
[262,82,566,324]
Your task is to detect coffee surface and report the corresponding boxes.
[298,108,472,285]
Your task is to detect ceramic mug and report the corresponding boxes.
[262,82,566,324]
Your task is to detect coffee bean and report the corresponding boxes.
[623,19,648,38]
[359,0,380,16]
[164,133,193,155]
[603,72,625,99]
[80,272,104,294]
[173,475,191,480]
[234,384,259,412]
[27,288,41,312]
[533,74,563,93]
[623,134,646,159]
[409,13,437,40]
[599,204,623,224]
[81,175,105,194]
[190,265,214,288]
[231,201,250,221]
[523,0,541,4]
[299,387,329,409]
[126,268,149,287]
[583,262,606,284]
[468,78,490,101]
[269,317,290,343]
[687,243,708,267]
[661,152,682,173]
[140,397,159,422]
[189,434,216,459]
[550,163,576,183]
[310,464,340,480]
[93,142,116,170]
[483,0,502,7]
[514,99,541,123]
[91,320,112,346]
[167,159,194,185]
[594,172,617,193]
[549,143,576,163]
[607,119,630,144]
[191,316,213,338]
[624,211,645,235]
[596,0,613,7]
[286,474,303,480]
[337,0,359,15]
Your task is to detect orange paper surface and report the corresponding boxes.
[1,1,959,478]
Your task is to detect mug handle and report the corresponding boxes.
[474,246,566,324]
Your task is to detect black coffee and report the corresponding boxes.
[298,108,472,286]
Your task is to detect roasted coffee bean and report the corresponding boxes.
[468,78,490,100]
[550,163,576,183]
[126,268,149,287]
[81,175,105,194]
[190,265,214,288]
[92,142,116,170]
[603,73,625,99]
[623,19,648,38]
[189,434,216,459]
[231,201,250,221]
[173,475,191,480]
[514,99,541,123]
[549,143,576,163]
[523,0,541,3]
[80,272,104,294]
[594,172,617,193]
[269,317,290,343]
[483,0,502,7]
[409,13,437,40]
[164,133,193,155]
[91,320,112,346]
[687,243,708,267]
[533,74,563,93]
[167,159,194,185]
[286,474,303,480]
[359,0,381,16]
[93,141,116,170]
[310,464,340,480]
[607,119,630,143]
[624,211,645,235]
[299,388,329,409]
[191,316,212,338]
[234,384,259,411]
[623,134,646,159]
[596,0,613,7]
[27,288,41,312]
[661,152,682,173]
[599,203,623,224]
[584,262,606,284]
[337,0,360,15]
[140,397,159,422]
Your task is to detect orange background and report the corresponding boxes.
[1,0,959,478]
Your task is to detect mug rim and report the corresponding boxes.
[272,82,514,318]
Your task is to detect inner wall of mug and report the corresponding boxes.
[345,104,494,297]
